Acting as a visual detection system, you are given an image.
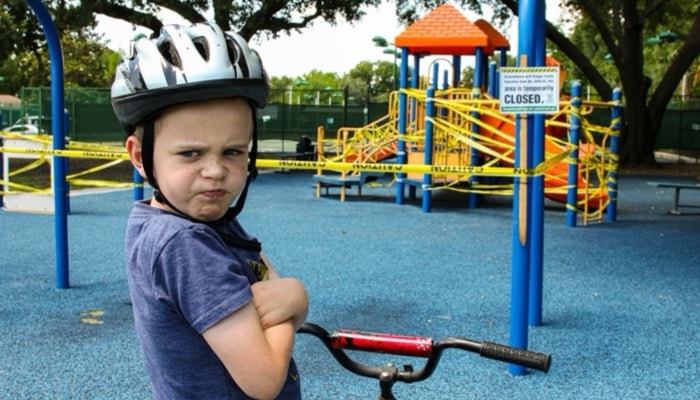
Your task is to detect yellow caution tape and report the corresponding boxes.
[257,158,547,177]
[1,146,129,160]
[66,159,126,180]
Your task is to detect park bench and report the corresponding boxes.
[647,180,700,215]
[311,171,385,201]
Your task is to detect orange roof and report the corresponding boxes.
[394,3,491,56]
[474,19,511,51]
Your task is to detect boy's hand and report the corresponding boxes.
[251,278,308,330]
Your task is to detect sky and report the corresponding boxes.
[96,1,561,79]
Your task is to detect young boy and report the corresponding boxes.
[111,22,308,399]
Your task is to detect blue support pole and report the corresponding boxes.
[488,61,498,97]
[509,0,546,376]
[528,2,547,327]
[395,47,409,205]
[509,113,532,376]
[480,53,489,89]
[452,55,461,87]
[423,83,436,213]
[63,109,70,214]
[411,53,420,123]
[26,0,69,289]
[565,83,582,227]
[606,88,622,222]
[469,48,484,209]
[499,48,508,67]
[133,169,144,201]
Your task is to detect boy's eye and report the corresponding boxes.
[178,150,199,157]
[224,148,245,156]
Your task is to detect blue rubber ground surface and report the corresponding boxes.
[1,171,698,399]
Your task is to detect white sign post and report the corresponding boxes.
[499,67,560,114]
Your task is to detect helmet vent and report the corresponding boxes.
[192,36,210,60]
[226,40,247,77]
[159,40,182,69]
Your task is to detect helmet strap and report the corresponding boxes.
[140,118,158,195]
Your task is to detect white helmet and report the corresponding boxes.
[111,22,268,222]
[111,21,269,133]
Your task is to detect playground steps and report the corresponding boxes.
[311,171,385,201]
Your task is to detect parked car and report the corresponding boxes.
[4,124,40,134]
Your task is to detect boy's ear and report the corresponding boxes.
[125,135,147,179]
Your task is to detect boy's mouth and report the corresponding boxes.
[202,189,227,199]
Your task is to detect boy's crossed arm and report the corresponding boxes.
[202,261,308,399]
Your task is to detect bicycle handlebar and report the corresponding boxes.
[299,322,550,384]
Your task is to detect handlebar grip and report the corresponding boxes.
[480,341,551,372]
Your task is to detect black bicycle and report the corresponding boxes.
[298,322,551,400]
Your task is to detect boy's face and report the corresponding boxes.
[130,98,253,222]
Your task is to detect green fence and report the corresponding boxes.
[656,109,700,151]
[13,87,121,141]
[8,87,389,144]
[5,86,700,154]
[0,106,22,129]
[257,102,388,143]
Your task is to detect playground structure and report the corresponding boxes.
[312,4,621,226]
[313,87,620,224]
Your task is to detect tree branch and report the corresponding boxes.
[639,0,672,20]
[500,0,612,99]
[80,0,165,35]
[649,6,700,110]
[151,0,207,24]
[577,0,619,62]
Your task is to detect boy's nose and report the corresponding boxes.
[201,157,227,179]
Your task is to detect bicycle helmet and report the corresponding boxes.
[111,21,269,223]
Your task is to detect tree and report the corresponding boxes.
[2,0,387,92]
[78,0,382,41]
[545,1,700,165]
[267,61,397,106]
[0,1,120,92]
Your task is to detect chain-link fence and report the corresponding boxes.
[3,86,699,154]
[4,87,390,145]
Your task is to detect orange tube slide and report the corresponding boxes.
[479,113,607,209]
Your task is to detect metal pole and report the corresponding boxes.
[423,81,436,213]
[395,48,409,205]
[25,0,69,288]
[469,48,484,209]
[509,0,545,376]
[566,82,582,227]
[606,88,622,221]
[528,4,547,327]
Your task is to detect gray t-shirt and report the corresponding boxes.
[125,201,301,399]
